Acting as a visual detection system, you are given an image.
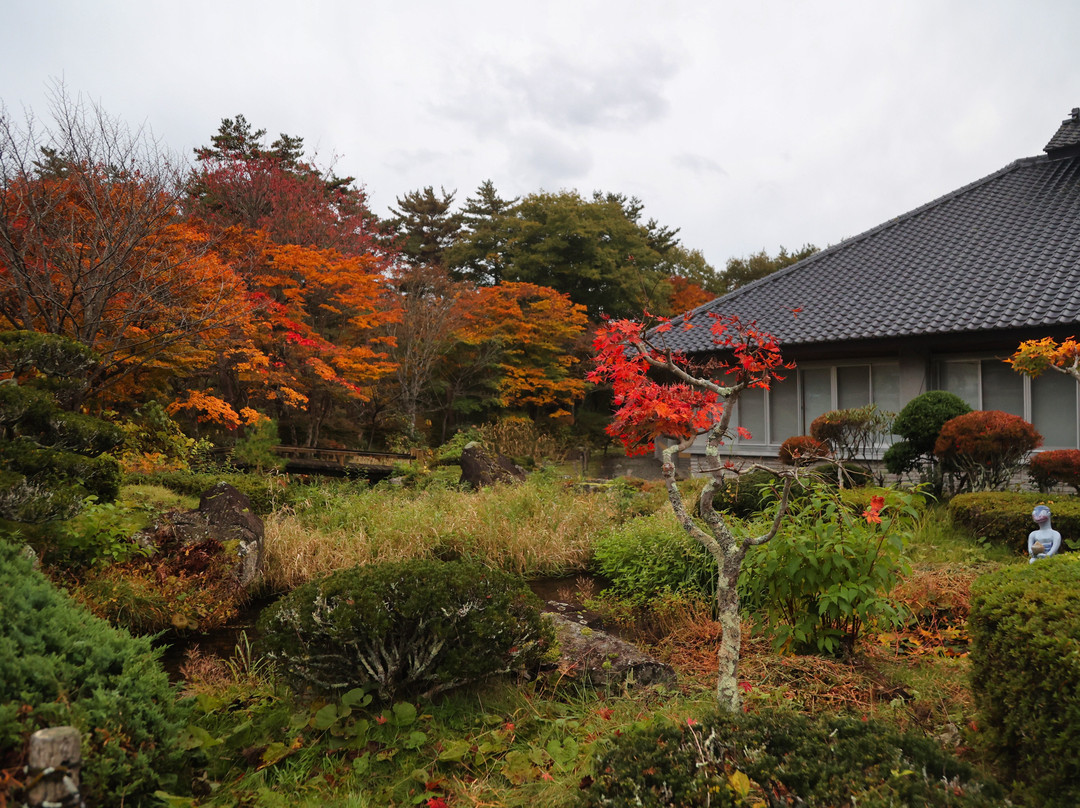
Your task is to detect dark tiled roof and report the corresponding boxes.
[666,127,1080,354]
[1045,108,1080,153]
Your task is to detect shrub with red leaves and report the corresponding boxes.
[1029,449,1080,494]
[934,410,1042,492]
[778,435,830,466]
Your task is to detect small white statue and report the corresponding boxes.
[1028,505,1061,563]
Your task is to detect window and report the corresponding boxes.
[737,387,767,444]
[1032,371,1079,448]
[733,362,900,448]
[937,358,1079,449]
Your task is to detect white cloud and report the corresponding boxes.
[2,0,1079,266]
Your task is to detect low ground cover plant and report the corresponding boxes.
[258,558,555,701]
[0,541,189,807]
[580,708,1004,807]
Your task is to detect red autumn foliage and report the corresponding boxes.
[588,313,789,455]
[778,435,830,466]
[934,410,1042,491]
[1029,449,1080,494]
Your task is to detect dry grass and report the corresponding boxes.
[648,596,976,741]
[261,477,619,591]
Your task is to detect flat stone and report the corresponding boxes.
[543,612,676,688]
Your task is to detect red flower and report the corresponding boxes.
[427,798,449,808]
[862,495,886,524]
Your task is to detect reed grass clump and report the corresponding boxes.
[261,474,618,590]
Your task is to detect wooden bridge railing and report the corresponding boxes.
[271,446,418,470]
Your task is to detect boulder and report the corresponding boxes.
[138,482,264,588]
[459,442,526,489]
[543,612,676,688]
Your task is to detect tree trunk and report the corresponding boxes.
[715,553,744,710]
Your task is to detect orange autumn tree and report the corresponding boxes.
[460,282,589,418]
[666,275,715,314]
[589,313,796,709]
[170,232,396,445]
[0,96,247,406]
[1010,336,1080,382]
[179,117,398,445]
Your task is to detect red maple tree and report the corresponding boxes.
[589,312,797,709]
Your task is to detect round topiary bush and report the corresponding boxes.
[258,558,555,701]
[1029,449,1080,494]
[0,541,190,806]
[886,391,973,477]
[935,410,1042,492]
[580,709,1004,807]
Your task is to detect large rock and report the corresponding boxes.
[459,442,527,489]
[543,612,676,688]
[138,482,264,588]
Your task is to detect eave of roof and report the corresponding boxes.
[664,148,1080,355]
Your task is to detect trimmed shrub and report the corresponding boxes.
[258,558,554,701]
[778,435,830,466]
[969,558,1080,806]
[592,510,717,607]
[1030,449,1080,494]
[0,541,189,806]
[935,410,1042,492]
[580,708,1003,807]
[948,491,1080,552]
[810,403,893,462]
[892,391,973,457]
[885,391,972,490]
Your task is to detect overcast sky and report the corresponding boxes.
[2,1,1077,269]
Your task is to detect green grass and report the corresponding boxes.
[120,483,200,513]
[906,504,1019,565]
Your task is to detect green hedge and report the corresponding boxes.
[948,491,1080,551]
[969,557,1080,806]
[0,541,190,806]
[580,708,1003,807]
